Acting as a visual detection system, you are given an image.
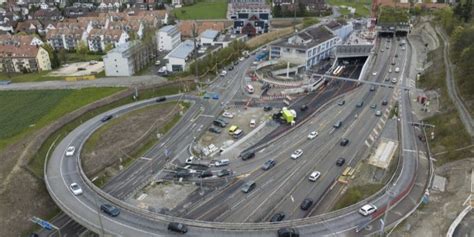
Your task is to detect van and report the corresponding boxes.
[215,159,229,167]
[241,181,256,193]
[245,84,254,94]
[229,125,238,134]
[250,119,256,128]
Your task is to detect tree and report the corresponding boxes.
[298,2,306,17]
[42,44,60,69]
[76,41,89,55]
[273,4,282,17]
[104,43,114,53]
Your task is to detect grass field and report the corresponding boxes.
[333,183,384,210]
[0,88,124,151]
[327,0,371,17]
[172,0,227,19]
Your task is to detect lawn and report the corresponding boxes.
[0,71,65,83]
[63,53,103,63]
[172,0,227,19]
[333,183,384,210]
[327,0,371,17]
[0,88,124,151]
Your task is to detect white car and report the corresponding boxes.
[250,119,256,128]
[220,70,227,77]
[290,149,303,159]
[359,204,377,216]
[65,146,75,157]
[391,78,398,84]
[70,183,83,195]
[372,72,377,76]
[222,111,234,118]
[239,57,245,62]
[308,171,321,182]
[307,131,319,140]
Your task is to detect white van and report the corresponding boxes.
[215,159,229,167]
[395,67,400,73]
[245,84,254,94]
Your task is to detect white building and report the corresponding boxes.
[269,26,340,70]
[164,40,194,72]
[325,20,353,42]
[199,29,219,46]
[103,41,155,76]
[156,25,181,52]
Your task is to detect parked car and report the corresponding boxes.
[359,204,377,216]
[198,170,213,178]
[300,198,314,210]
[65,146,75,157]
[217,169,231,177]
[250,119,256,128]
[214,159,229,167]
[70,183,83,195]
[261,159,276,170]
[270,212,286,222]
[307,131,319,140]
[168,222,188,233]
[175,169,190,178]
[100,204,120,217]
[209,126,222,134]
[290,149,303,159]
[222,111,234,118]
[100,115,113,122]
[336,157,346,166]
[263,106,273,111]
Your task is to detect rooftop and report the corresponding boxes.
[159,25,175,33]
[200,29,219,40]
[272,26,335,50]
[166,40,194,59]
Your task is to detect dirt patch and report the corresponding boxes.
[82,102,181,178]
[391,158,474,237]
[128,181,197,211]
[48,61,104,77]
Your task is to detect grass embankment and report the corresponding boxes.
[418,33,473,165]
[28,83,192,178]
[90,103,188,188]
[327,0,371,17]
[172,0,227,19]
[246,26,299,50]
[0,88,124,152]
[333,183,384,210]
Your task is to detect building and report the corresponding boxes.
[0,44,51,73]
[87,29,128,52]
[272,0,328,14]
[164,39,194,72]
[179,20,230,38]
[199,29,219,46]
[269,26,339,69]
[46,28,84,50]
[325,20,353,41]
[156,25,180,52]
[103,40,156,76]
[229,0,271,36]
[0,34,44,46]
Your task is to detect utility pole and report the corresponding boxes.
[293,0,297,32]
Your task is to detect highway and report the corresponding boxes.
[44,36,429,236]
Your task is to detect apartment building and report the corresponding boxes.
[103,40,156,76]
[156,25,180,51]
[87,29,128,52]
[0,44,51,73]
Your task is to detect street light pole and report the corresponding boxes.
[92,192,105,236]
[381,187,396,237]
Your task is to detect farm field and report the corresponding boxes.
[327,0,371,17]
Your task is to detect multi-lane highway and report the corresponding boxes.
[44,36,429,236]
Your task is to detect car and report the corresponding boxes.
[198,170,213,178]
[385,77,390,81]
[241,181,256,193]
[220,70,227,77]
[100,115,113,122]
[263,105,273,111]
[154,60,161,66]
[158,66,167,74]
[214,159,229,167]
[228,65,234,71]
[156,97,167,102]
[65,146,75,157]
[240,151,255,160]
[277,228,300,237]
[389,68,392,73]
[175,169,190,178]
[252,61,259,65]
[372,72,377,76]
[250,119,256,128]
[382,100,388,106]
[100,204,120,217]
[217,169,231,177]
[359,204,377,216]
[270,212,286,222]
[333,121,342,128]
[212,94,219,100]
[375,110,382,117]
[213,119,227,128]
[401,46,406,51]
[395,54,399,58]
[380,49,384,52]
[336,157,346,166]
[290,149,303,159]
[337,100,346,106]
[261,159,276,170]
[391,78,398,84]
[185,156,194,164]
[307,131,319,139]
[370,85,376,91]
[239,57,245,62]
[77,67,86,71]
[168,222,188,233]
[340,138,349,146]
[70,183,83,195]
[300,198,313,210]
[300,104,308,111]
[234,61,239,65]
[308,171,321,182]
[209,126,222,134]
[222,111,234,118]
[356,101,364,108]
[370,104,377,109]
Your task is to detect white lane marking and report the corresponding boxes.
[140,157,151,161]
[365,140,371,147]
[403,149,417,153]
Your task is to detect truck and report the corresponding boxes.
[281,107,296,124]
